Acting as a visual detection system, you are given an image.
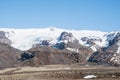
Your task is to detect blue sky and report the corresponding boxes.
[0,0,120,31]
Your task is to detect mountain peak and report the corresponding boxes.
[48,26,56,31]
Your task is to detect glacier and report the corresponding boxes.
[0,27,118,51]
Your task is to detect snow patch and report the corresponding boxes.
[85,64,89,67]
[83,75,97,79]
[117,47,120,54]
[67,47,79,52]
[90,46,97,52]
[117,41,120,53]
[64,67,71,69]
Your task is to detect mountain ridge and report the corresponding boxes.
[0,27,108,51]
[0,27,120,67]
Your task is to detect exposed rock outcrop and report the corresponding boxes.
[88,49,120,66]
[88,32,120,66]
[0,31,11,45]
[108,32,120,46]
[55,32,93,60]
[81,36,102,52]
[19,46,85,67]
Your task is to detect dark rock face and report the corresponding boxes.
[59,32,74,41]
[88,49,120,66]
[81,37,102,46]
[19,51,35,61]
[108,32,120,46]
[106,43,119,53]
[105,32,120,53]
[32,40,50,49]
[81,37,89,42]
[56,31,79,50]
[56,32,93,60]
[55,42,67,50]
[0,31,11,45]
[19,46,86,67]
[0,42,21,69]
[88,32,120,66]
[41,40,49,46]
[81,36,102,52]
[88,34,120,66]
[87,39,96,45]
[59,31,79,44]
[55,32,93,61]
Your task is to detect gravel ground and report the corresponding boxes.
[0,64,120,80]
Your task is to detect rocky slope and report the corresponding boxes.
[19,46,85,66]
[0,42,21,69]
[88,32,120,66]
[55,32,93,55]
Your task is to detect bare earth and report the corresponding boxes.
[0,64,120,80]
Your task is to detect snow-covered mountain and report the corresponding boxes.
[0,27,120,66]
[0,27,108,51]
[88,31,120,66]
